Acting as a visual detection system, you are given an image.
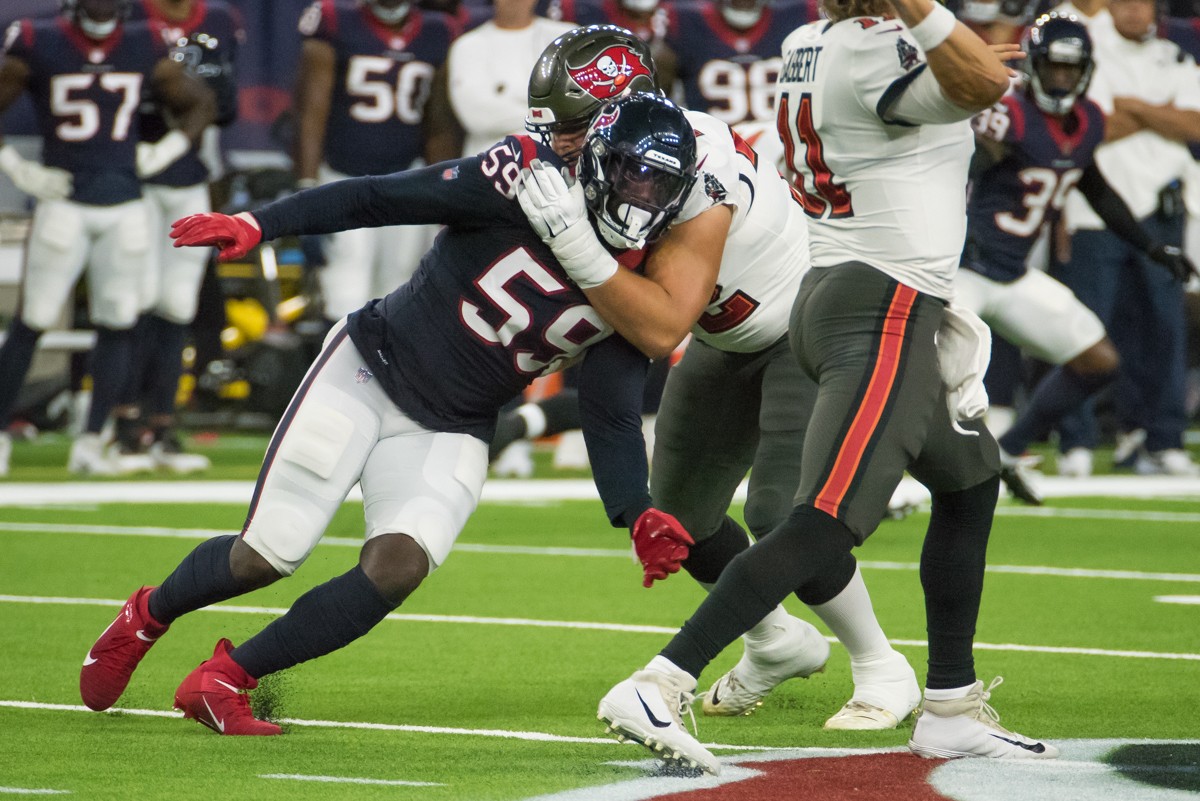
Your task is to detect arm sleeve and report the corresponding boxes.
[1077,163,1153,251]
[255,136,539,239]
[884,65,979,125]
[578,336,652,528]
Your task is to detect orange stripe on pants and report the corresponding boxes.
[814,284,918,518]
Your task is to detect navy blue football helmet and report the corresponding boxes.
[1022,13,1094,116]
[580,92,697,250]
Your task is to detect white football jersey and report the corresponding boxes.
[672,110,811,352]
[776,18,975,301]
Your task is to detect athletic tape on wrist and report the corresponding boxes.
[909,2,956,52]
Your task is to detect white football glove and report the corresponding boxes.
[0,145,72,201]
[136,130,191,178]
[517,159,618,289]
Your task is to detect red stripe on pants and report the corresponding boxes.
[814,284,918,518]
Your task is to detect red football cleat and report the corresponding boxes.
[174,639,282,735]
[80,586,169,711]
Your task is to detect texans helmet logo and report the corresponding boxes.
[567,45,652,100]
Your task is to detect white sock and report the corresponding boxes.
[646,654,691,684]
[923,683,975,702]
[516,403,547,439]
[743,604,793,645]
[807,566,892,664]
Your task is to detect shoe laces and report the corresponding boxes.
[677,689,699,737]
[973,676,1005,727]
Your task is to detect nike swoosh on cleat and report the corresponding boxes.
[989,733,1046,753]
[82,653,98,666]
[634,689,672,729]
[213,679,241,694]
[135,630,159,642]
[709,684,723,707]
[201,697,225,734]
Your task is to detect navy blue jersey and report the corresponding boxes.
[298,0,457,176]
[129,0,243,187]
[253,135,652,524]
[665,0,813,125]
[963,91,1106,283]
[4,17,166,204]
[536,0,674,41]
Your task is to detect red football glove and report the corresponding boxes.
[631,508,694,588]
[170,212,263,260]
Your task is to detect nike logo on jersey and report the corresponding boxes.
[990,733,1047,753]
[635,689,672,728]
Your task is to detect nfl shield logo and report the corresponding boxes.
[355,367,373,384]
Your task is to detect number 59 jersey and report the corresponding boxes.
[298,0,457,177]
[963,91,1106,283]
[4,17,166,205]
[776,18,974,301]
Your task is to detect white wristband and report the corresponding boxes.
[908,2,957,52]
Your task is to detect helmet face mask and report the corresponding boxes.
[527,25,659,161]
[364,0,411,25]
[579,93,698,251]
[719,0,767,29]
[1022,13,1094,116]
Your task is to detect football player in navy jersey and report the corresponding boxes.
[659,0,814,127]
[110,0,243,474]
[295,0,459,327]
[954,13,1197,503]
[0,0,215,477]
[78,93,703,736]
[537,0,676,45]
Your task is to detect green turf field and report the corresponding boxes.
[1,438,1198,799]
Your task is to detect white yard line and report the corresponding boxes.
[0,700,770,752]
[1155,595,1200,605]
[0,790,70,796]
[2,594,1197,661]
[259,774,444,787]
[0,475,1196,508]
[3,521,1198,583]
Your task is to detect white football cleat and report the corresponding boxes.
[598,668,720,776]
[824,649,920,730]
[149,435,211,474]
[492,440,534,478]
[68,434,155,476]
[0,431,11,477]
[1055,447,1093,478]
[908,677,1059,760]
[701,616,829,717]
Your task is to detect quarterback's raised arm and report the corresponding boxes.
[888,0,1009,113]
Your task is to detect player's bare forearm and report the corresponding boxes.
[153,61,216,143]
[422,65,464,163]
[1104,108,1142,142]
[1118,97,1200,144]
[582,207,729,360]
[890,0,1008,112]
[294,40,335,182]
[0,57,31,116]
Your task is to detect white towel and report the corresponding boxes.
[936,303,991,436]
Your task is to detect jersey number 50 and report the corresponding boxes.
[776,90,852,219]
[346,56,435,125]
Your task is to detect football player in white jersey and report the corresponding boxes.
[586,0,1058,774]
[519,25,921,737]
